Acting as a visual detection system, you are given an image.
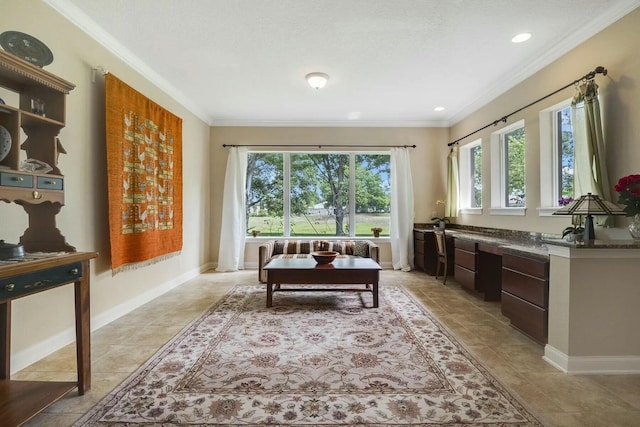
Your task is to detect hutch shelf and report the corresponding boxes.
[0,49,96,426]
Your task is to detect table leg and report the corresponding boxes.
[266,281,273,307]
[0,301,10,379]
[372,278,379,308]
[74,260,91,394]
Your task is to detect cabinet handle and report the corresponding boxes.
[12,177,24,182]
[5,283,15,292]
[25,281,43,289]
[32,191,42,199]
[46,180,56,185]
[70,268,79,275]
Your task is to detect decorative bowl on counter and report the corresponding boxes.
[310,251,338,264]
[0,240,24,260]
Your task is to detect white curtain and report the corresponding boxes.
[216,147,248,272]
[572,80,612,225]
[445,146,459,218]
[390,147,414,271]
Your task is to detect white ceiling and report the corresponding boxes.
[48,0,639,127]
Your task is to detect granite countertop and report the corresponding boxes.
[414,226,549,258]
[415,224,640,256]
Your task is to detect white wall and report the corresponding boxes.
[450,8,640,236]
[1,0,211,371]
[209,126,450,266]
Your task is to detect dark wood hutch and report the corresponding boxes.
[0,49,96,426]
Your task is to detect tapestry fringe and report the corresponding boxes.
[111,251,181,276]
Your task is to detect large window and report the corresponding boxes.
[539,100,575,215]
[490,120,526,214]
[459,139,482,213]
[246,152,391,237]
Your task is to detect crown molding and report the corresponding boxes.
[43,0,210,124]
[448,0,640,126]
[210,119,449,128]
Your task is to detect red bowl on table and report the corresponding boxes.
[310,251,338,264]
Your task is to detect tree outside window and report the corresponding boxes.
[471,144,482,208]
[504,127,526,207]
[558,106,575,200]
[245,152,390,237]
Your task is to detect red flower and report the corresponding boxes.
[614,174,640,216]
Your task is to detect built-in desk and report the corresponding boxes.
[0,251,97,427]
[449,230,550,344]
[413,228,454,276]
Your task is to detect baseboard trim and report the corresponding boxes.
[544,344,640,374]
[11,265,205,374]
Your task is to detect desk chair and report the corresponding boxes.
[433,229,448,285]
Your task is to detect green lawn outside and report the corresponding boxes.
[248,214,390,237]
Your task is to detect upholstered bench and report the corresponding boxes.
[258,239,379,283]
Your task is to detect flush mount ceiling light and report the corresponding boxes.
[434,106,445,112]
[511,32,532,43]
[306,72,329,89]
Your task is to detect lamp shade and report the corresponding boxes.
[306,72,329,89]
[552,192,626,216]
[553,193,626,241]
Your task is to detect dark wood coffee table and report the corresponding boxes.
[263,257,382,308]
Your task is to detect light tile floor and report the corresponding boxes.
[17,270,640,426]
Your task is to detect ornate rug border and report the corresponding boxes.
[74,284,548,426]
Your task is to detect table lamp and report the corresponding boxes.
[553,193,626,241]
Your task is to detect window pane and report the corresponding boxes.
[558,106,575,200]
[504,127,526,207]
[470,145,482,208]
[355,154,391,236]
[246,153,284,236]
[290,153,350,236]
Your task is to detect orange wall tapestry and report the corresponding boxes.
[105,74,183,274]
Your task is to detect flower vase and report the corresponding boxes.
[629,214,640,240]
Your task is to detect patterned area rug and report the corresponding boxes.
[75,285,544,426]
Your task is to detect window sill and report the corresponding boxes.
[489,207,526,216]
[459,208,483,215]
[538,207,562,216]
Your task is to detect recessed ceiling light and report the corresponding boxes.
[434,106,445,112]
[511,32,532,43]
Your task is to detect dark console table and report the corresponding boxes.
[0,252,97,427]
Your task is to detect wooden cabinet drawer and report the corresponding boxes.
[454,238,477,252]
[0,262,83,301]
[502,268,548,307]
[454,248,476,270]
[502,253,548,279]
[1,172,33,188]
[413,230,426,240]
[455,265,476,291]
[36,175,63,190]
[501,291,547,344]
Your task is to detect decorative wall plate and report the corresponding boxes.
[0,125,12,162]
[0,31,54,67]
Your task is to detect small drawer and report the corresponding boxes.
[502,253,548,279]
[413,230,426,241]
[36,175,64,190]
[0,262,83,300]
[454,248,477,270]
[502,268,548,307]
[1,172,33,188]
[454,238,477,252]
[501,291,547,344]
[454,264,477,291]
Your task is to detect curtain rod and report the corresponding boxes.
[447,66,608,147]
[222,144,416,148]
